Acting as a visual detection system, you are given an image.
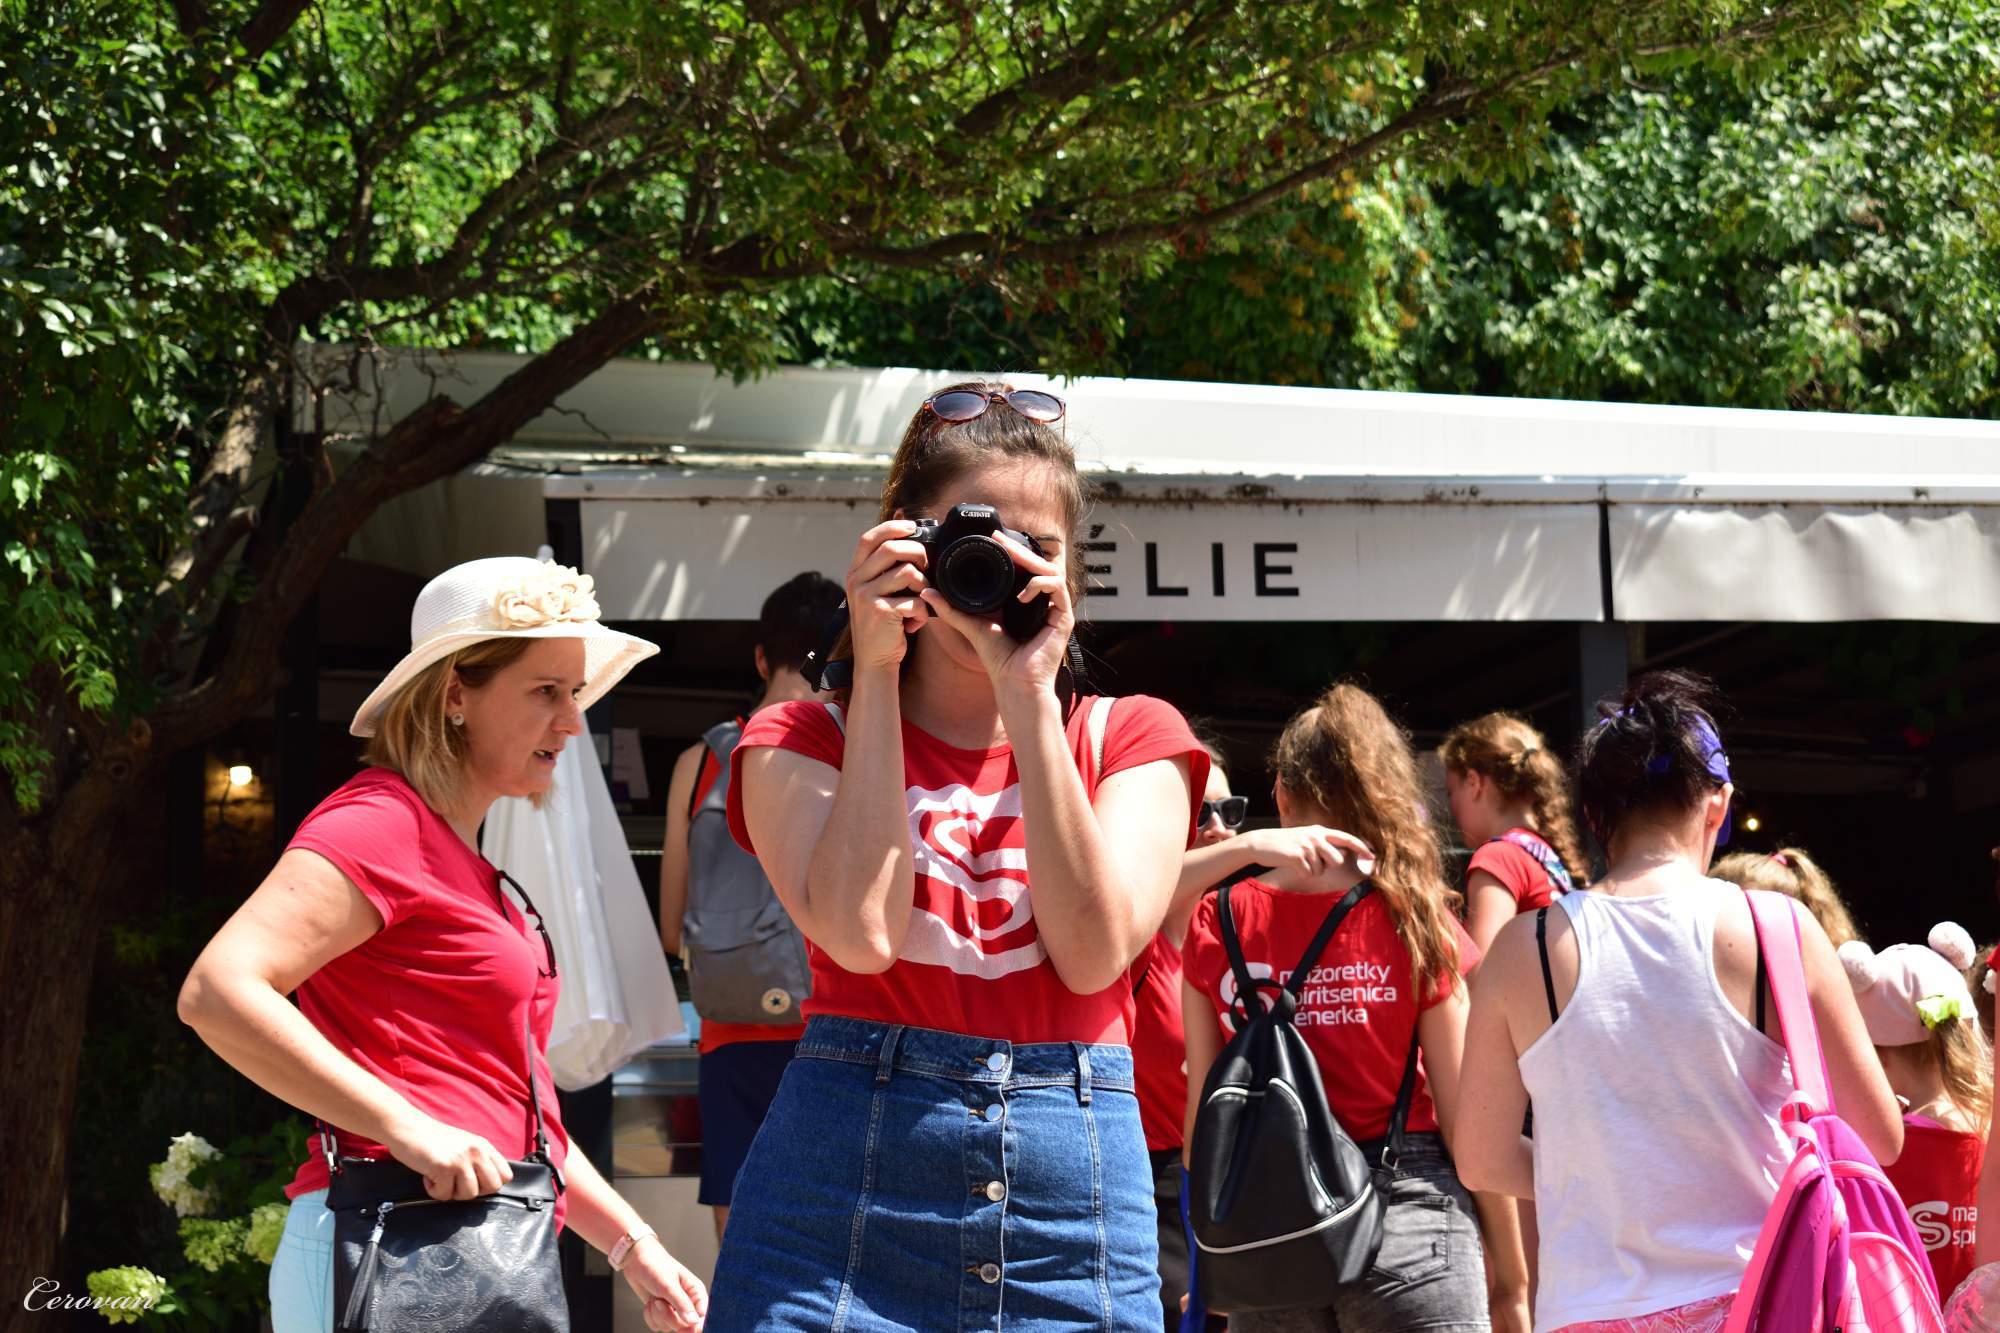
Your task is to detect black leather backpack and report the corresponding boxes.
[1186,879,1421,1314]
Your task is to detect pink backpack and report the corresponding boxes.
[1724,890,1944,1333]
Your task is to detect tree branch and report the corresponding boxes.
[237,0,313,64]
[153,289,673,750]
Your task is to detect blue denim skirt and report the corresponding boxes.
[706,1015,1160,1331]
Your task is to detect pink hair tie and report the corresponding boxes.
[1770,852,1791,868]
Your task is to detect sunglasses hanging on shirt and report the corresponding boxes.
[497,869,559,980]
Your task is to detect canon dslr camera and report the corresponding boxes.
[914,503,1050,641]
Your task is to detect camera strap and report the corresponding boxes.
[803,600,854,692]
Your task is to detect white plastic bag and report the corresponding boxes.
[483,715,683,1089]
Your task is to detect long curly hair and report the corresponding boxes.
[1439,711,1589,888]
[1269,682,1461,996]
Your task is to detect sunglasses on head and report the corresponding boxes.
[922,387,1066,425]
[1200,796,1249,829]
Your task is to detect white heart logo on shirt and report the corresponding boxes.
[901,782,1046,979]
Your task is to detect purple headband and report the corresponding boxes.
[1604,707,1735,845]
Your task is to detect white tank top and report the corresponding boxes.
[1519,880,1793,1331]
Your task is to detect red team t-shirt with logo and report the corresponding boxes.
[1129,931,1192,1150]
[1885,1114,1983,1296]
[1467,827,1566,912]
[1182,880,1479,1141]
[284,768,571,1226]
[726,695,1208,1045]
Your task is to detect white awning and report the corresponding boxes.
[562,472,1606,623]
[319,350,2000,623]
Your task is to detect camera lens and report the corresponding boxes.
[936,537,1014,614]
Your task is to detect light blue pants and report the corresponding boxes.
[268,1188,335,1333]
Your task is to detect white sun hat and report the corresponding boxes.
[349,555,659,738]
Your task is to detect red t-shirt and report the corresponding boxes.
[689,729,807,1055]
[1885,1113,1983,1297]
[725,694,1208,1045]
[284,768,571,1226]
[1182,880,1479,1141]
[1130,931,1191,1151]
[1466,828,1566,913]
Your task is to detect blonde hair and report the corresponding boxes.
[1935,1015,1994,1137]
[1269,682,1461,997]
[362,638,533,815]
[1710,847,1860,949]
[1438,711,1589,887]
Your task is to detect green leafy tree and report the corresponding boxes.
[809,3,2000,416]
[1,0,1869,1302]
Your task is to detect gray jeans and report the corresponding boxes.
[1228,1134,1490,1333]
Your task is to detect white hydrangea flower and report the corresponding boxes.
[148,1133,221,1218]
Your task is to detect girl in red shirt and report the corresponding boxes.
[1440,711,1589,956]
[1440,710,1589,1323]
[1841,923,1991,1297]
[713,383,1208,1331]
[1181,682,1494,1332]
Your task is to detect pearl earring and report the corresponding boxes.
[450,713,465,727]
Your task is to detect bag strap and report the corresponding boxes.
[1085,695,1114,790]
[1535,907,1559,1023]
[1380,1024,1423,1173]
[1283,881,1374,1002]
[1744,888,1831,1113]
[1496,829,1574,896]
[1212,865,1274,1018]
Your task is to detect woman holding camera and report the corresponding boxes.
[709,383,1210,1331]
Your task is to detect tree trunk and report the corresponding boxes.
[1,769,146,1331]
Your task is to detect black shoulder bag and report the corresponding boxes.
[324,870,570,1333]
[1187,877,1422,1315]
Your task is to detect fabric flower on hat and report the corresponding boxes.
[1839,922,1980,1047]
[493,561,599,628]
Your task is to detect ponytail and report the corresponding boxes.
[1271,682,1461,997]
[1439,711,1589,887]
[1937,1016,1994,1137]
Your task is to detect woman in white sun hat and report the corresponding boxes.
[179,557,707,1333]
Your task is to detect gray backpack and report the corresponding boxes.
[683,718,813,1025]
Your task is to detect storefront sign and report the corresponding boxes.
[578,497,1604,622]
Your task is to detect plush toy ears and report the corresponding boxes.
[1839,940,1882,992]
[1929,921,1977,970]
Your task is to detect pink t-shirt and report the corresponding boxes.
[285,768,570,1226]
[726,694,1208,1045]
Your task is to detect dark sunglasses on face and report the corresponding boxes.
[922,387,1066,425]
[1200,796,1249,829]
